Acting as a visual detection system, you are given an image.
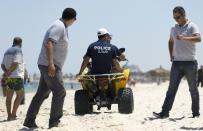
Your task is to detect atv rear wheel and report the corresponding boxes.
[118,88,134,114]
[75,90,92,115]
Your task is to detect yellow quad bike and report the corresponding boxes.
[75,65,134,115]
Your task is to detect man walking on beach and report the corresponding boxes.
[24,8,77,128]
[1,37,25,121]
[153,6,201,118]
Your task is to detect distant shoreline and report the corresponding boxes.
[0,81,81,96]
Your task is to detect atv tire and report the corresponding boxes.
[75,90,92,115]
[118,88,134,114]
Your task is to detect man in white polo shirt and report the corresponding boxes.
[154,6,201,118]
[24,8,77,129]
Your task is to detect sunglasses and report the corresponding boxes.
[173,15,181,20]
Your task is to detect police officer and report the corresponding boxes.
[78,28,122,75]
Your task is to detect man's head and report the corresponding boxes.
[97,28,112,42]
[62,8,77,27]
[12,37,22,48]
[173,6,187,25]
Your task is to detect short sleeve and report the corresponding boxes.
[13,49,23,63]
[191,23,200,35]
[112,47,117,59]
[48,25,64,43]
[1,55,6,65]
[85,45,92,57]
[114,46,121,56]
[170,27,174,38]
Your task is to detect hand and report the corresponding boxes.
[176,35,185,40]
[118,68,123,73]
[170,56,174,62]
[2,73,7,78]
[3,70,11,78]
[76,73,81,79]
[48,64,56,77]
[119,54,126,61]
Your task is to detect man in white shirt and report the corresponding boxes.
[1,37,24,121]
[154,6,201,119]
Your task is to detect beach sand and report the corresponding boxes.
[0,80,203,131]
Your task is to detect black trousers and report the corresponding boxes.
[25,65,66,125]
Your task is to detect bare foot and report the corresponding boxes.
[7,115,17,121]
[7,116,12,121]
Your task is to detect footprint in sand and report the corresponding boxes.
[0,109,5,112]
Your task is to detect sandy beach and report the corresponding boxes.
[0,80,203,131]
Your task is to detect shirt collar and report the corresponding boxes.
[182,20,190,27]
[60,18,68,28]
[176,19,190,27]
[98,39,108,43]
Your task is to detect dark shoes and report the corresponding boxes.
[192,113,200,118]
[23,118,38,129]
[153,112,200,119]
[24,118,61,129]
[49,120,60,129]
[153,112,169,119]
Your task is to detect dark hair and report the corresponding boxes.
[62,8,77,20]
[13,37,22,46]
[98,35,106,40]
[173,6,186,16]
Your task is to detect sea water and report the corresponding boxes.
[0,80,81,96]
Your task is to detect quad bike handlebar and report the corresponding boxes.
[78,72,125,82]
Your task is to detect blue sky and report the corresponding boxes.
[0,0,203,74]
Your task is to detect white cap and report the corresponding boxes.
[97,28,112,36]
